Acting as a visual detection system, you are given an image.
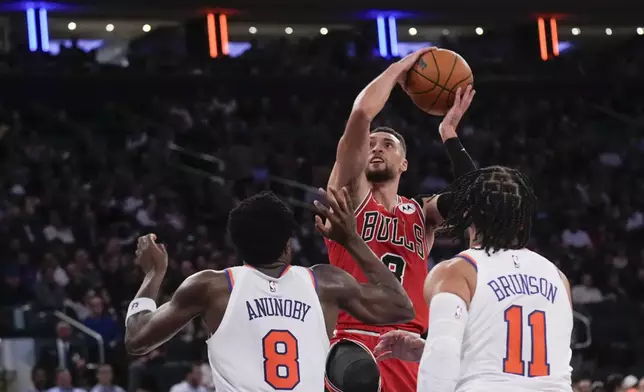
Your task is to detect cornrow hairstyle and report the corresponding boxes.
[439,166,537,254]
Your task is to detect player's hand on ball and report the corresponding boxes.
[396,47,436,89]
[438,84,476,138]
[374,330,425,362]
[313,187,357,245]
[135,233,168,275]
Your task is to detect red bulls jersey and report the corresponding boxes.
[325,191,430,334]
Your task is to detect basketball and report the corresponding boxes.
[404,48,473,116]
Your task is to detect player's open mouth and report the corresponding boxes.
[370,158,384,164]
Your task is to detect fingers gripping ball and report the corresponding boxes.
[404,49,473,116]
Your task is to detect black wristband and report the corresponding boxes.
[444,137,476,179]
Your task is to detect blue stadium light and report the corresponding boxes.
[26,8,38,52]
[39,8,49,52]
[388,16,399,57]
[376,15,388,57]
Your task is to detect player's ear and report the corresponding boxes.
[400,159,408,173]
[284,238,293,261]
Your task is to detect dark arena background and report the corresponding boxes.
[0,0,643,390]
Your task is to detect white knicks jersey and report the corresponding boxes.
[455,248,573,392]
[206,265,329,392]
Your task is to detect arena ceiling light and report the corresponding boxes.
[142,24,151,32]
[442,29,450,35]
[408,27,417,36]
[320,27,328,35]
[571,27,580,35]
[637,27,644,35]
[285,26,293,35]
[605,28,612,35]
[67,22,76,31]
[249,26,257,34]
[475,27,484,35]
[105,23,114,32]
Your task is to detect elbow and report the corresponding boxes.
[125,335,152,356]
[349,106,372,124]
[396,301,416,323]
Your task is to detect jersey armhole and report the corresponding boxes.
[454,253,478,272]
[307,268,319,293]
[224,269,235,292]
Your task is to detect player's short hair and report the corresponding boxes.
[227,191,296,266]
[439,166,537,254]
[370,126,407,153]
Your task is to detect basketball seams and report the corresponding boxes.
[425,51,458,114]
[406,49,473,115]
[408,68,440,94]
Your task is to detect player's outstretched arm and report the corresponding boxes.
[124,234,217,355]
[415,85,477,227]
[312,187,414,324]
[313,263,414,325]
[328,48,435,203]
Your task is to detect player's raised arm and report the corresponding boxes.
[328,48,435,202]
[312,187,414,324]
[415,85,477,227]
[124,234,221,355]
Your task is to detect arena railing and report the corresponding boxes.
[52,311,105,367]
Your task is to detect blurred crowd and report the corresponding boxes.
[0,29,643,392]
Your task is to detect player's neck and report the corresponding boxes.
[370,180,400,211]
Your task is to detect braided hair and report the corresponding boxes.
[439,166,537,254]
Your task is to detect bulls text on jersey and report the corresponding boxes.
[360,211,425,259]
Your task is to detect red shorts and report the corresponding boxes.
[326,329,419,392]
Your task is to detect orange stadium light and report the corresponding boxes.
[207,13,218,58]
[219,14,229,55]
[537,17,548,61]
[550,18,560,56]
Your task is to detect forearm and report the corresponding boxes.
[345,236,412,308]
[125,271,165,351]
[443,136,476,179]
[353,63,404,119]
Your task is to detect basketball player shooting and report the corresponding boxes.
[374,167,574,392]
[324,47,477,392]
[124,187,415,392]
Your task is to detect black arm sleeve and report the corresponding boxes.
[444,137,476,179]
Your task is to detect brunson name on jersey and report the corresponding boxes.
[360,211,425,259]
[246,297,312,322]
[487,274,558,304]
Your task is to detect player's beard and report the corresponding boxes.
[366,166,396,183]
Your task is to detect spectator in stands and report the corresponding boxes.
[89,364,125,392]
[46,369,86,392]
[572,273,604,304]
[561,219,594,249]
[37,321,87,385]
[0,265,33,305]
[81,296,121,353]
[28,367,49,392]
[34,267,66,310]
[169,364,207,392]
[623,375,638,392]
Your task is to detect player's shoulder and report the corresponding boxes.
[424,256,478,303]
[183,269,230,294]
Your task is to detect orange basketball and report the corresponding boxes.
[404,48,473,116]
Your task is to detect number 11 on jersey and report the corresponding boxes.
[503,305,550,377]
